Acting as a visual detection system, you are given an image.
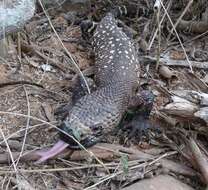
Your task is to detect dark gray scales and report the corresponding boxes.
[59,12,151,147]
[59,13,140,146]
[34,10,154,163]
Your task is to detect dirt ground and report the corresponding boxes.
[0,0,208,189]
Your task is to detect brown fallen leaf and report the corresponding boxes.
[169,50,186,60]
[158,65,176,79]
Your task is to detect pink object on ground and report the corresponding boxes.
[35,140,69,163]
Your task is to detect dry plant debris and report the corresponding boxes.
[0,0,208,189]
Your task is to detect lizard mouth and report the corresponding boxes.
[60,132,100,150]
[36,122,102,164]
[35,123,101,163]
[35,136,99,164]
[59,121,103,149]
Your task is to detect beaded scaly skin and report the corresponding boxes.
[35,11,152,163]
[59,12,141,147]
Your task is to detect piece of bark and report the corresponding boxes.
[156,111,178,126]
[104,144,196,177]
[142,55,208,70]
[161,96,199,118]
[160,159,196,177]
[158,65,176,79]
[161,90,208,124]
[184,72,208,93]
[194,107,208,125]
[177,20,208,34]
[171,90,208,106]
[122,175,194,190]
[188,138,208,185]
[0,145,120,164]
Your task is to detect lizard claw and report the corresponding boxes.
[118,115,154,146]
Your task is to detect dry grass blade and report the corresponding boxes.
[0,161,140,174]
[159,0,193,72]
[84,151,177,189]
[14,86,30,167]
[189,138,208,185]
[0,1,207,189]
[155,4,161,71]
[0,128,17,173]
[168,0,193,38]
[148,0,172,51]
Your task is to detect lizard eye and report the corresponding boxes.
[90,124,103,135]
[79,132,86,140]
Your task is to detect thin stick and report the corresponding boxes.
[189,138,208,185]
[0,165,105,174]
[84,150,177,190]
[14,86,31,167]
[0,128,17,173]
[155,5,161,71]
[148,0,172,50]
[183,30,208,45]
[168,0,193,38]
[0,161,139,174]
[17,32,22,62]
[84,171,122,190]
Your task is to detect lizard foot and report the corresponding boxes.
[119,115,154,146]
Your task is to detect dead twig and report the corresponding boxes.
[168,0,193,38]
[142,55,208,70]
[14,86,31,167]
[177,20,208,34]
[188,138,208,185]
[0,81,43,88]
[21,42,75,73]
[0,128,17,173]
[148,0,172,51]
[159,0,193,72]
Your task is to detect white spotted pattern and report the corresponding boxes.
[92,13,139,87]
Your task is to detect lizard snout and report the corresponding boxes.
[59,121,100,149]
[90,124,103,137]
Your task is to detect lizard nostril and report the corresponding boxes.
[90,124,103,135]
[80,133,85,139]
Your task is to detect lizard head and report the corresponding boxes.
[35,117,103,163]
[59,116,103,149]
